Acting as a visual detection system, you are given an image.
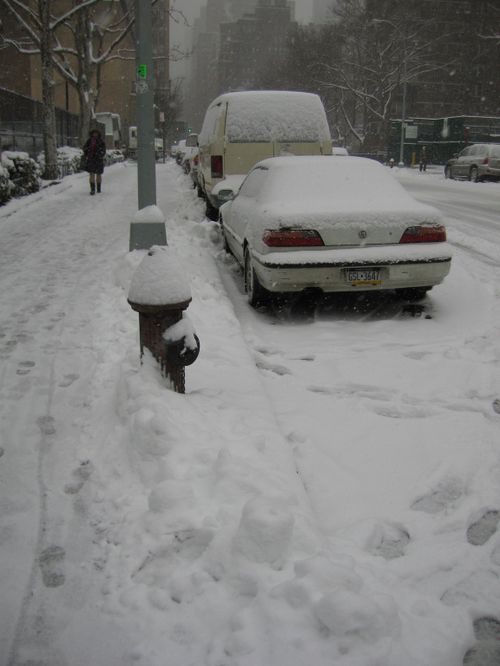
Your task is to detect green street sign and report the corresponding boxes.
[137,64,147,79]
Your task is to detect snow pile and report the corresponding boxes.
[200,91,331,145]
[133,204,166,224]
[1,160,499,666]
[1,150,40,198]
[37,146,83,179]
[258,156,441,220]
[128,245,192,306]
[0,162,12,204]
[226,91,331,143]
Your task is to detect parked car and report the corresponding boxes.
[220,156,452,307]
[174,139,186,165]
[181,133,199,174]
[444,143,500,182]
[198,90,332,220]
[188,146,201,194]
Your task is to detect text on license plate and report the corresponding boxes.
[344,268,381,284]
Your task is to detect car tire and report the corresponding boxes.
[398,287,431,302]
[469,166,479,183]
[244,246,269,307]
[197,184,204,198]
[444,165,451,179]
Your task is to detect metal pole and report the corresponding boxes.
[135,0,156,209]
[399,54,407,167]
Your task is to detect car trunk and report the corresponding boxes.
[317,218,408,247]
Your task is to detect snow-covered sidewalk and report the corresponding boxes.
[1,162,500,666]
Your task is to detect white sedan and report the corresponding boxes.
[219,156,452,307]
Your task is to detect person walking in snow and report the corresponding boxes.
[419,145,428,172]
[82,128,106,195]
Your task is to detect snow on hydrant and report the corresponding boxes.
[128,244,200,393]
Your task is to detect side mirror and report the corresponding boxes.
[218,189,235,203]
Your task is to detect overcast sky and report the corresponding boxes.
[170,0,314,78]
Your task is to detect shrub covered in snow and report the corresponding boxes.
[0,163,12,205]
[105,149,125,166]
[58,146,84,176]
[38,146,84,179]
[1,151,41,198]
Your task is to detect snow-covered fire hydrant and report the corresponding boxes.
[127,245,200,393]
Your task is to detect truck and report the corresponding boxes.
[128,126,164,160]
[94,112,122,149]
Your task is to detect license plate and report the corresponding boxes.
[344,267,382,285]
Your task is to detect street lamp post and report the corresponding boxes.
[135,0,156,209]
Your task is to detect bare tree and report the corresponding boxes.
[0,0,102,177]
[1,1,190,158]
[51,2,135,143]
[313,0,455,151]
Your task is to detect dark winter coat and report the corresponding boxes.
[82,133,106,174]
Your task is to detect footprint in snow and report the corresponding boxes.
[39,545,66,588]
[467,510,500,546]
[255,358,292,376]
[493,399,500,414]
[16,360,35,376]
[463,617,500,666]
[37,415,56,436]
[58,373,79,388]
[411,477,464,514]
[367,522,410,560]
[371,403,434,419]
[64,460,93,495]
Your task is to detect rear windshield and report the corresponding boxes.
[226,92,331,144]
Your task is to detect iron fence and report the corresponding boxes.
[0,87,79,158]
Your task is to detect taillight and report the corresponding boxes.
[262,229,324,247]
[193,154,199,166]
[399,224,446,243]
[482,157,489,165]
[211,155,223,178]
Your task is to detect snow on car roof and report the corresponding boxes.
[253,156,439,218]
[212,91,331,144]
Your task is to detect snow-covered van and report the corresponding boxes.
[198,90,332,219]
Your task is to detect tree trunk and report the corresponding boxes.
[77,85,94,146]
[39,0,58,180]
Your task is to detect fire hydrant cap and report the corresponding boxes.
[128,245,192,306]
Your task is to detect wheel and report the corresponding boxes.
[469,166,479,183]
[398,287,431,302]
[444,165,451,179]
[244,246,269,307]
[197,184,204,198]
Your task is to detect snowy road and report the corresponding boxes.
[1,163,500,666]
[399,171,500,269]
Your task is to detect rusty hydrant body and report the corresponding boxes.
[128,246,200,393]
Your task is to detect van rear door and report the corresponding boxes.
[274,141,327,157]
[223,141,274,176]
